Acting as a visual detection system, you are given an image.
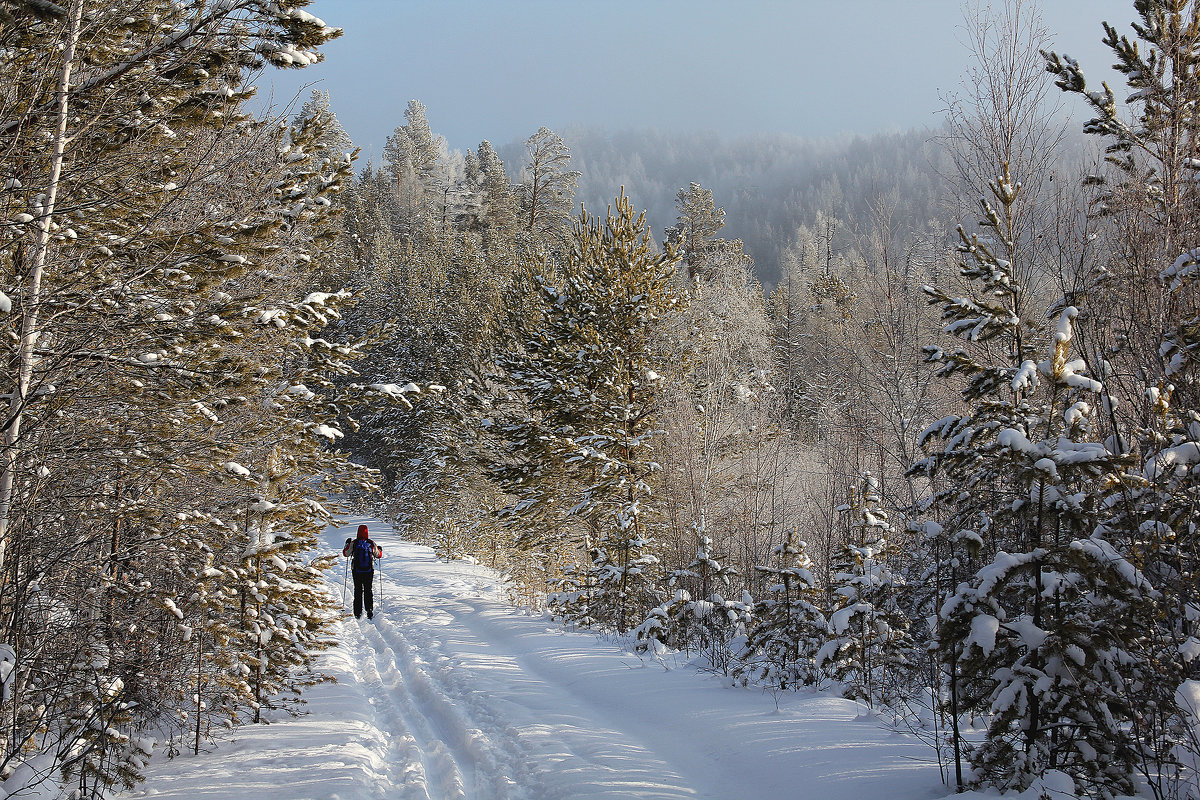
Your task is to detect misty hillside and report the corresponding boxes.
[501,124,1100,287]
[500,127,950,286]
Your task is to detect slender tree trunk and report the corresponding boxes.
[527,164,540,231]
[109,480,123,580]
[0,0,83,586]
[250,500,262,723]
[949,653,964,791]
[938,537,964,792]
[254,600,262,722]
[194,630,204,755]
[0,4,82,771]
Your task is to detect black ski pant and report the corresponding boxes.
[352,569,374,617]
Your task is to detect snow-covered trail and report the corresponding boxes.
[125,517,945,800]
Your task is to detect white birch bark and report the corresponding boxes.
[0,0,84,594]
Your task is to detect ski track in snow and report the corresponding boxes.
[123,517,945,800]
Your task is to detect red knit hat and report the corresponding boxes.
[357,524,369,540]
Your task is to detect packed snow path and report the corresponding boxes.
[125,517,943,800]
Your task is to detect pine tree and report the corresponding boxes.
[916,170,1150,794]
[817,473,915,708]
[298,89,355,158]
[635,527,749,672]
[0,2,363,793]
[495,192,682,632]
[382,99,446,228]
[736,531,828,690]
[477,139,519,240]
[1045,6,1200,793]
[664,182,726,282]
[383,99,445,188]
[293,90,360,290]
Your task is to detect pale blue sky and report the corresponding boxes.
[259,0,1135,157]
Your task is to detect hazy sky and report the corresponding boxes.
[259,0,1135,158]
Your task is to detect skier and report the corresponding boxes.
[343,524,383,619]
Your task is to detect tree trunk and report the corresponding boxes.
[0,0,83,587]
[194,629,204,755]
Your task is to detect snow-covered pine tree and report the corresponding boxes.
[911,161,1042,788]
[934,306,1151,795]
[382,99,446,226]
[463,148,481,190]
[455,149,486,232]
[293,90,360,290]
[91,87,366,772]
[0,2,363,793]
[298,90,356,163]
[635,526,749,672]
[817,473,915,708]
[736,531,827,690]
[476,139,520,244]
[917,169,1151,795]
[495,192,682,632]
[1131,248,1200,798]
[1045,7,1200,795]
[664,182,726,283]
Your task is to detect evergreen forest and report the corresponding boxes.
[2,1,1200,798]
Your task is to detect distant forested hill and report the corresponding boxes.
[502,125,1097,287]
[504,127,950,286]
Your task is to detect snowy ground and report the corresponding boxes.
[122,516,954,800]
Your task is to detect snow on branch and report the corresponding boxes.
[1164,247,1200,291]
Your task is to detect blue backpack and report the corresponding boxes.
[352,538,374,573]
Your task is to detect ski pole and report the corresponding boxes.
[376,554,383,612]
[342,553,348,609]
